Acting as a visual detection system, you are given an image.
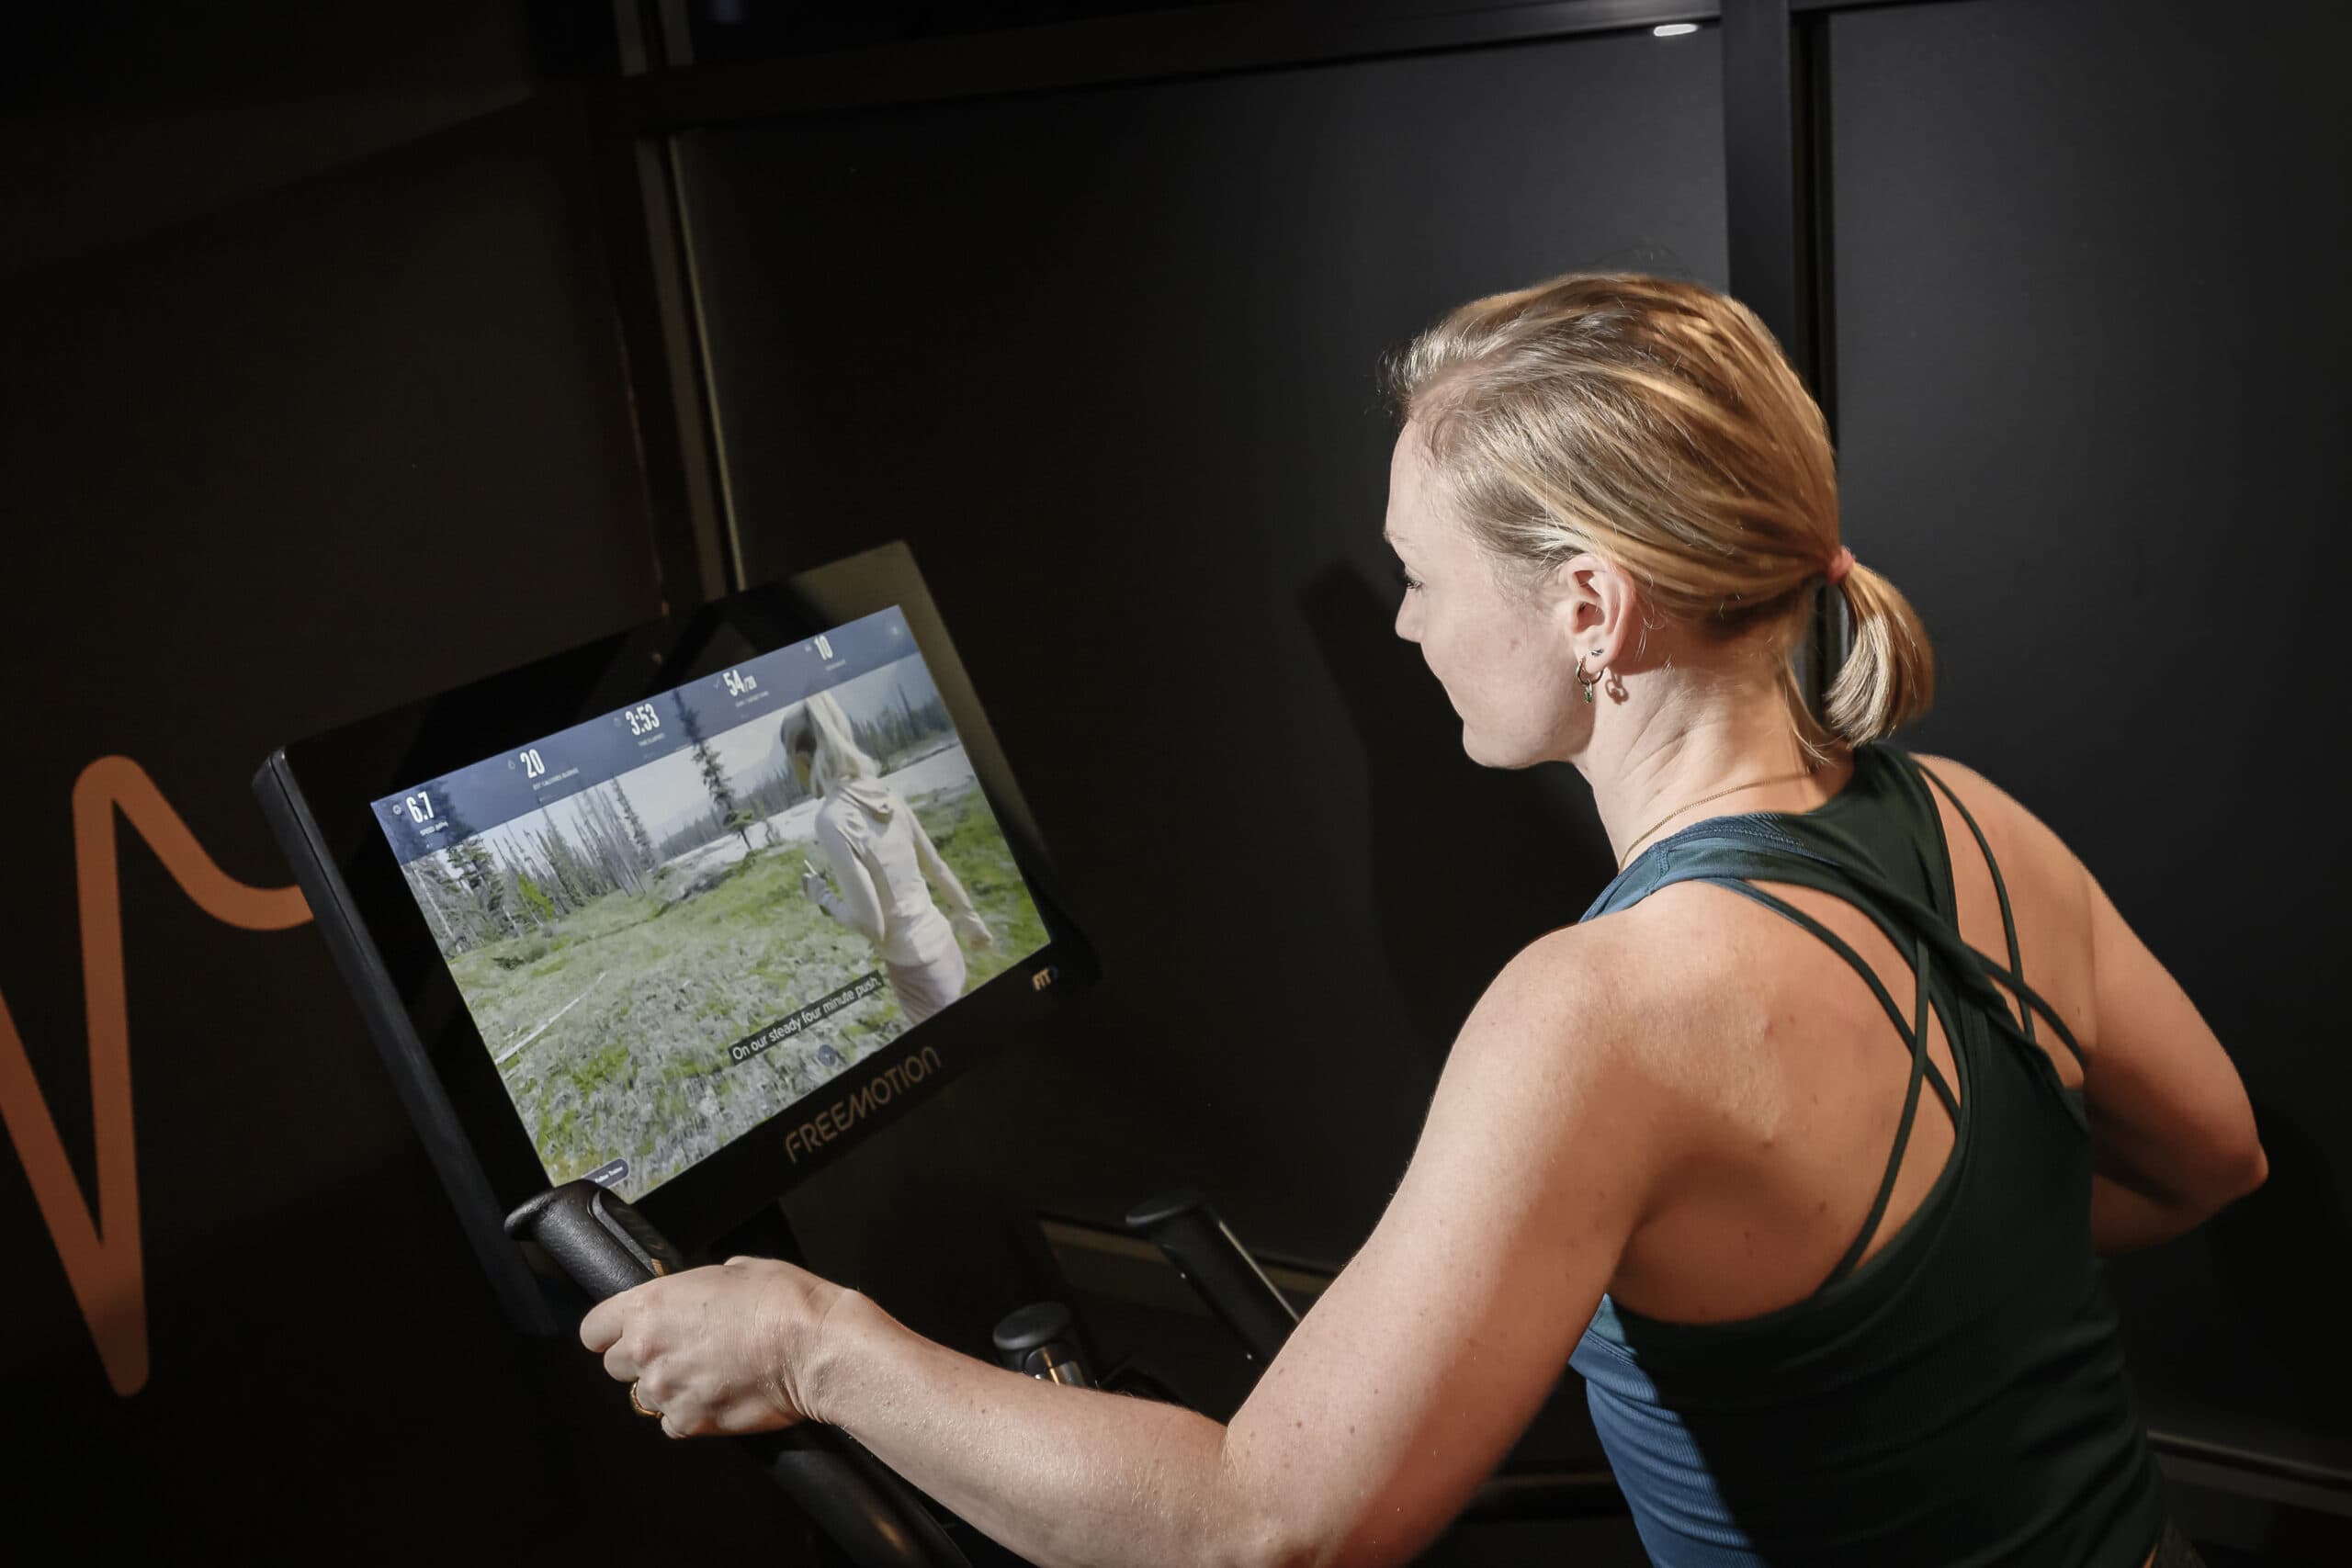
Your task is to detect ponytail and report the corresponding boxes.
[1821,562,1936,746]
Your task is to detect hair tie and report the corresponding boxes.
[1825,545,1856,587]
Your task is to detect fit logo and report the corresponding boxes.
[0,757,310,1395]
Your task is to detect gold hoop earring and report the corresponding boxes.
[1576,650,1604,704]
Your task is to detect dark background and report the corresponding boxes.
[3,0,2345,1561]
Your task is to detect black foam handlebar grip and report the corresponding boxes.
[505,1182,685,1294]
[504,1182,973,1568]
[757,1432,976,1568]
[990,1302,1094,1388]
[1123,1189,1299,1366]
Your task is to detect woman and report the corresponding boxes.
[585,275,2264,1568]
[781,690,992,1028]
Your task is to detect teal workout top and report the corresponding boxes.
[1566,745,2167,1567]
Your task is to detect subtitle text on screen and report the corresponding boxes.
[724,972,887,1066]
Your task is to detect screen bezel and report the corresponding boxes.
[275,543,1093,1255]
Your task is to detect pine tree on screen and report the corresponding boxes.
[579,785,645,895]
[401,860,461,951]
[614,780,657,865]
[676,698,740,848]
[448,838,509,941]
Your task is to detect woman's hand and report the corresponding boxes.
[579,1255,846,1439]
[951,909,994,951]
[800,859,833,911]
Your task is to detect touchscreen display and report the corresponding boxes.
[371,606,1049,1201]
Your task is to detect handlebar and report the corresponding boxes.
[991,1301,1094,1388]
[504,1181,976,1568]
[1123,1189,1299,1365]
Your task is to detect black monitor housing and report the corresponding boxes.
[255,542,1094,1334]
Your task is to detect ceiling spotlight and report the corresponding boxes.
[1654,22,1701,37]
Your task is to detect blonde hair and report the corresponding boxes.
[1387,272,1932,754]
[779,691,883,801]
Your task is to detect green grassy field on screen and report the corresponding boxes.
[441,785,1046,1196]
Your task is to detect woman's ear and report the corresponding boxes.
[1551,552,1633,662]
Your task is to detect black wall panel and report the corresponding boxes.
[1826,0,2352,1468]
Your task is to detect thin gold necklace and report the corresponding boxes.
[1616,768,1816,869]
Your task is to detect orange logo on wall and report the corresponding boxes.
[0,757,311,1395]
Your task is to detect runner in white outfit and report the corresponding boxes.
[781,693,992,1026]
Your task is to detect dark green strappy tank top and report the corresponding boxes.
[1566,744,2168,1567]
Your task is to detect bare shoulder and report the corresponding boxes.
[1495,896,1760,1096]
[1425,916,1698,1213]
[1907,751,2051,840]
[1498,899,1747,1030]
[1452,913,1703,1087]
[1905,751,2011,807]
[1906,751,2092,897]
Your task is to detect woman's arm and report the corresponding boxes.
[588,922,1666,1568]
[811,813,888,944]
[1914,755,2267,1256]
[908,806,981,920]
[801,925,1664,1568]
[2081,867,2267,1253]
[806,1309,1271,1568]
